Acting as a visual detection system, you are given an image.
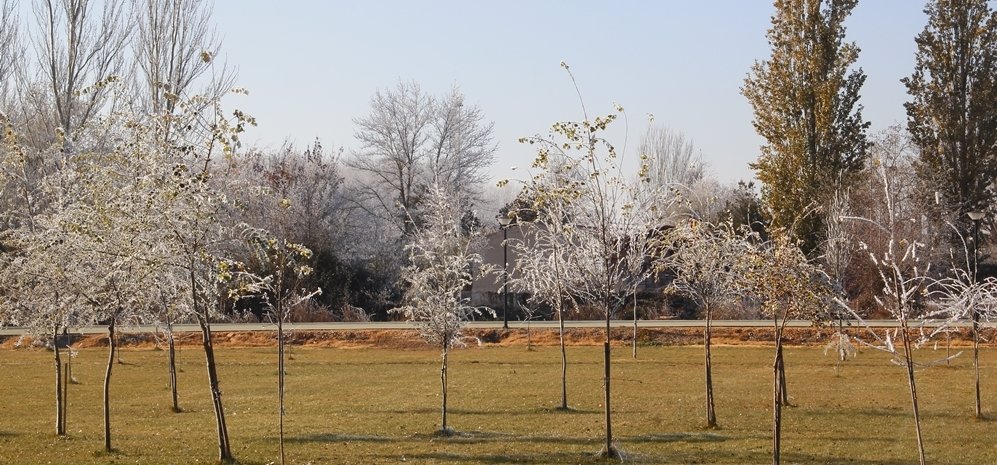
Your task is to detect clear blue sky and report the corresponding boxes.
[212,1,930,185]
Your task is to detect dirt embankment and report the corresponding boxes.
[2,326,992,350]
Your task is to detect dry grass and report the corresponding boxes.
[0,335,994,464]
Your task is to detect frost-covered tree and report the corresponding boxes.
[231,225,319,465]
[660,219,752,428]
[507,183,585,410]
[132,0,234,119]
[513,62,666,458]
[835,156,966,465]
[744,231,828,465]
[393,183,492,435]
[350,81,496,237]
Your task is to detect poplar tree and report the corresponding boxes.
[742,0,870,256]
[904,0,997,224]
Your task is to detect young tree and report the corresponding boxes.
[515,62,665,458]
[232,225,319,465]
[835,156,964,465]
[744,231,827,465]
[659,219,751,428]
[507,186,584,411]
[904,0,997,227]
[393,184,492,435]
[743,0,870,256]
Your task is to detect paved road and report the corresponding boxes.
[0,319,991,336]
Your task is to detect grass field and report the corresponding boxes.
[0,339,994,464]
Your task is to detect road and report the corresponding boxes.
[0,319,991,336]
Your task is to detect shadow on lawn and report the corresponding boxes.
[379,451,589,464]
[286,433,395,443]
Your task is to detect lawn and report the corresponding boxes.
[0,339,994,464]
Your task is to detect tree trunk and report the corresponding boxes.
[166,315,182,413]
[973,315,982,418]
[603,341,614,457]
[779,345,789,405]
[601,298,618,459]
[278,315,286,465]
[103,320,116,452]
[772,334,783,465]
[198,316,233,463]
[705,306,716,428]
[62,362,69,434]
[168,326,180,413]
[632,292,638,359]
[901,324,927,465]
[440,346,449,434]
[53,328,65,437]
[558,302,568,410]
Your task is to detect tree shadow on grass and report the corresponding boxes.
[628,432,728,444]
[286,433,397,443]
[379,451,592,464]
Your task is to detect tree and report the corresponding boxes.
[29,0,131,139]
[743,0,870,256]
[835,156,965,465]
[515,62,666,458]
[639,124,706,190]
[0,0,21,109]
[393,183,492,435]
[507,183,584,411]
[349,81,496,237]
[132,0,234,120]
[659,219,751,428]
[744,231,828,465]
[904,0,997,230]
[232,225,319,465]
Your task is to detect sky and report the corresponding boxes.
[210,1,931,188]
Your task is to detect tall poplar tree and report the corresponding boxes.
[904,0,997,225]
[742,0,870,256]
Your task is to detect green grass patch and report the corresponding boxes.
[0,343,994,464]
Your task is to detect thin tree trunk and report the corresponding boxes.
[973,315,982,418]
[602,297,618,458]
[62,362,69,434]
[199,316,233,462]
[632,292,638,359]
[772,332,783,465]
[103,320,116,452]
[901,323,927,465]
[168,326,179,413]
[558,302,568,410]
[779,345,789,405]
[53,328,65,437]
[441,346,449,434]
[278,313,286,465]
[705,306,716,428]
[603,341,613,456]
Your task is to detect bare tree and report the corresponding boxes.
[0,0,22,109]
[640,124,706,190]
[132,0,234,119]
[30,0,131,138]
[836,155,966,465]
[350,81,496,237]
